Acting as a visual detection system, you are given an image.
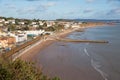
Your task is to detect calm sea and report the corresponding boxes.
[34,24,120,80]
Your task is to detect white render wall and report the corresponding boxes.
[25,30,45,36]
[71,25,80,28]
[16,33,27,42]
[8,32,27,43]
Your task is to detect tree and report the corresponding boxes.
[0,58,60,80]
[45,26,55,31]
[23,26,29,31]
[37,25,43,30]
[43,22,47,28]
[8,24,16,31]
[54,24,64,31]
[15,20,19,25]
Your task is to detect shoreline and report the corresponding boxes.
[20,28,76,61]
[19,24,106,61]
[19,25,107,80]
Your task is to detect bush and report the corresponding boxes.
[0,58,60,80]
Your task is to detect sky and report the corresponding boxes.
[0,0,120,20]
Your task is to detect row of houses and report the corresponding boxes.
[0,18,55,28]
[0,30,45,49]
[0,18,15,25]
[0,17,83,52]
[0,17,82,29]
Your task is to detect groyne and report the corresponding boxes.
[56,38,109,43]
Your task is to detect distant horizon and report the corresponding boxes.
[0,16,120,21]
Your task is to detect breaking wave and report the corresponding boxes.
[84,47,108,80]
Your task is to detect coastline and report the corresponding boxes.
[20,28,76,61]
[19,25,107,80]
[19,24,106,61]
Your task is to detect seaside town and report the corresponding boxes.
[1,0,120,79]
[0,16,111,80]
[0,16,104,55]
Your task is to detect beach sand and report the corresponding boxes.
[19,26,106,80]
[20,29,75,61]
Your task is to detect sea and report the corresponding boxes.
[32,24,120,80]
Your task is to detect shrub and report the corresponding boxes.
[0,58,60,80]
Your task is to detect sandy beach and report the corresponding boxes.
[20,29,76,61]
[19,25,108,80]
[19,24,105,61]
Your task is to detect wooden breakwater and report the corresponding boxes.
[57,38,109,43]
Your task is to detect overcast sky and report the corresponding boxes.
[0,0,120,20]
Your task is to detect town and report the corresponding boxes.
[0,16,104,54]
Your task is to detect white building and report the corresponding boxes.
[4,21,9,24]
[46,21,55,27]
[39,21,44,26]
[31,22,37,25]
[8,20,15,24]
[0,19,5,22]
[64,24,71,29]
[0,24,3,26]
[18,22,25,25]
[0,31,7,36]
[71,24,80,28]
[8,32,27,43]
[33,25,39,28]
[25,30,45,36]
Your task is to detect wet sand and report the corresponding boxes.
[20,29,75,61]
[20,28,105,80]
[21,41,104,80]
[29,42,104,80]
[20,25,109,80]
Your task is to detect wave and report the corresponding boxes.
[84,48,90,57]
[91,59,108,80]
[84,47,108,80]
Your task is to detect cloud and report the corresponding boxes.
[92,8,120,19]
[108,0,120,2]
[107,0,120,4]
[5,4,16,9]
[41,2,56,7]
[16,2,56,15]
[26,0,41,1]
[25,0,60,1]
[86,0,95,3]
[16,6,46,14]
[83,8,93,13]
[107,8,120,15]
